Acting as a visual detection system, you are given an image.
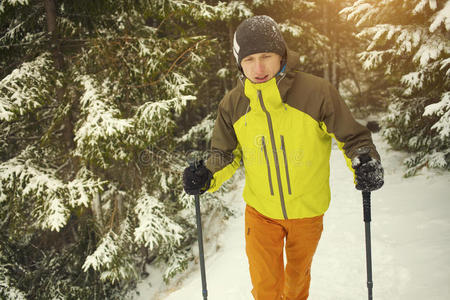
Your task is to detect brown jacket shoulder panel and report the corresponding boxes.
[284,71,329,123]
[206,85,248,174]
[284,71,379,160]
[218,82,250,126]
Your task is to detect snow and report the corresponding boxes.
[134,192,183,250]
[1,0,28,5]
[74,76,133,166]
[77,76,133,138]
[0,0,28,13]
[0,266,27,300]
[413,34,444,67]
[0,149,103,232]
[358,50,387,70]
[279,23,304,38]
[211,1,253,21]
[429,0,437,11]
[424,91,450,139]
[413,0,437,15]
[430,1,450,32]
[83,232,120,272]
[134,133,450,299]
[0,53,52,120]
[176,115,215,143]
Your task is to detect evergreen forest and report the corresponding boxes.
[0,0,448,298]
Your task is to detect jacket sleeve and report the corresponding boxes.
[205,97,242,192]
[320,81,381,170]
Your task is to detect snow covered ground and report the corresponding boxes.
[135,133,450,300]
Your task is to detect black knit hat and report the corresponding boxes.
[233,15,286,67]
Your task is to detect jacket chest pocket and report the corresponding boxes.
[261,136,275,196]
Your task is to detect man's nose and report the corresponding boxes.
[255,60,264,73]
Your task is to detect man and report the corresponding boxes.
[183,15,383,300]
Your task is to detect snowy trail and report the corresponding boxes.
[135,134,450,300]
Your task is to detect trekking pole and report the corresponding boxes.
[357,152,374,299]
[188,158,208,300]
[362,190,373,300]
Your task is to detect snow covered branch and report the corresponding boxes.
[0,148,103,231]
[0,53,55,121]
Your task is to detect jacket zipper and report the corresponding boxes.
[280,135,292,195]
[261,137,274,195]
[257,90,288,220]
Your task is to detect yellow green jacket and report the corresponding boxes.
[206,49,380,220]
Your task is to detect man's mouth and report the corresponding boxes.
[254,75,269,83]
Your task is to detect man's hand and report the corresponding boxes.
[352,153,384,192]
[183,162,213,195]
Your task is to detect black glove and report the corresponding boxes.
[183,161,212,195]
[352,153,384,191]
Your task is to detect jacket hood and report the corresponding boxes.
[284,48,301,74]
[277,48,300,101]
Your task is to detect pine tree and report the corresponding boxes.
[175,0,253,144]
[342,0,450,175]
[244,0,327,76]
[0,0,234,298]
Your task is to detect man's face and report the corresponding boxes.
[241,52,282,84]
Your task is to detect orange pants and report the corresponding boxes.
[245,205,323,300]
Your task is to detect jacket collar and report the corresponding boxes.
[244,77,283,112]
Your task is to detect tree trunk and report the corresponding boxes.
[92,192,104,228]
[331,45,337,87]
[44,0,63,70]
[322,2,330,81]
[331,2,341,90]
[44,0,76,167]
[229,22,235,68]
[227,21,236,91]
[331,30,339,89]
